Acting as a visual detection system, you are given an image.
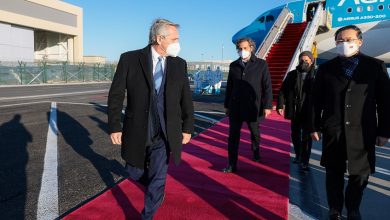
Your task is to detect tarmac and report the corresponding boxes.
[0,82,389,219]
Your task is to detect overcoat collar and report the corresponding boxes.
[139,44,174,90]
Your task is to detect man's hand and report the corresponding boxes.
[264,109,272,118]
[110,132,122,145]
[182,132,191,144]
[224,108,229,117]
[277,108,284,116]
[311,132,321,141]
[376,136,389,147]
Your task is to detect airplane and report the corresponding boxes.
[232,0,390,64]
[232,0,390,99]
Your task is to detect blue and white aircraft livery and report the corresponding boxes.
[233,0,390,64]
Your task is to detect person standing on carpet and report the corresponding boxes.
[309,25,390,220]
[277,51,316,171]
[108,18,194,220]
[223,37,273,173]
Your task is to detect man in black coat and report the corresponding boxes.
[108,19,194,219]
[223,37,273,173]
[277,51,316,170]
[309,25,390,220]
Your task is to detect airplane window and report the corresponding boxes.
[357,6,363,13]
[367,5,374,11]
[378,5,384,10]
[347,7,352,13]
[258,16,265,23]
[266,15,274,22]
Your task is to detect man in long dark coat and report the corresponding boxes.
[277,51,316,170]
[309,25,390,220]
[223,37,273,173]
[108,19,194,219]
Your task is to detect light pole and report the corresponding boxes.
[222,44,224,62]
[211,56,214,70]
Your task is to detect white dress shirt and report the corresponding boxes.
[151,46,166,76]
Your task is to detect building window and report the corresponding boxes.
[347,7,352,13]
[378,4,384,10]
[357,6,363,13]
[367,5,374,11]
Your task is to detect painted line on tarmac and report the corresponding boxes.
[194,110,226,115]
[0,89,108,101]
[376,152,390,160]
[291,152,390,195]
[0,81,111,88]
[310,148,390,176]
[0,101,50,108]
[37,102,59,220]
[56,101,108,107]
[0,101,108,108]
[376,145,390,151]
[194,113,220,124]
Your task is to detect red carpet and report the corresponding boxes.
[63,112,291,220]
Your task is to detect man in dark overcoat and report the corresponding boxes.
[277,51,316,170]
[223,37,273,173]
[309,25,390,220]
[108,19,194,219]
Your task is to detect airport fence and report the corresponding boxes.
[0,61,230,86]
[0,61,116,85]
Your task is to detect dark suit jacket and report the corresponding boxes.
[277,67,316,120]
[107,45,194,169]
[224,54,273,122]
[310,53,390,175]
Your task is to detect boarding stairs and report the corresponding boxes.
[256,3,324,101]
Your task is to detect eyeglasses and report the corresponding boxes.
[336,39,359,44]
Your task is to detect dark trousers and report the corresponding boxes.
[227,117,260,167]
[125,137,168,220]
[291,115,312,164]
[325,167,369,215]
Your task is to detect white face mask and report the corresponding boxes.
[336,42,359,57]
[238,50,251,59]
[165,42,181,57]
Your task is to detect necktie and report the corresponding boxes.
[154,56,163,93]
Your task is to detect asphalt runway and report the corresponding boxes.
[0,83,389,219]
[0,83,225,219]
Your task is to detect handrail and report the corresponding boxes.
[256,7,293,59]
[286,3,324,75]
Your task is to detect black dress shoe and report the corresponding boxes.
[293,157,301,164]
[222,166,237,173]
[252,149,261,162]
[329,208,341,220]
[252,155,261,162]
[347,210,361,220]
[301,163,309,171]
[329,213,341,220]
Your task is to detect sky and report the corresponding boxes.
[65,0,291,62]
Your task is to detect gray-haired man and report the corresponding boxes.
[108,18,194,219]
